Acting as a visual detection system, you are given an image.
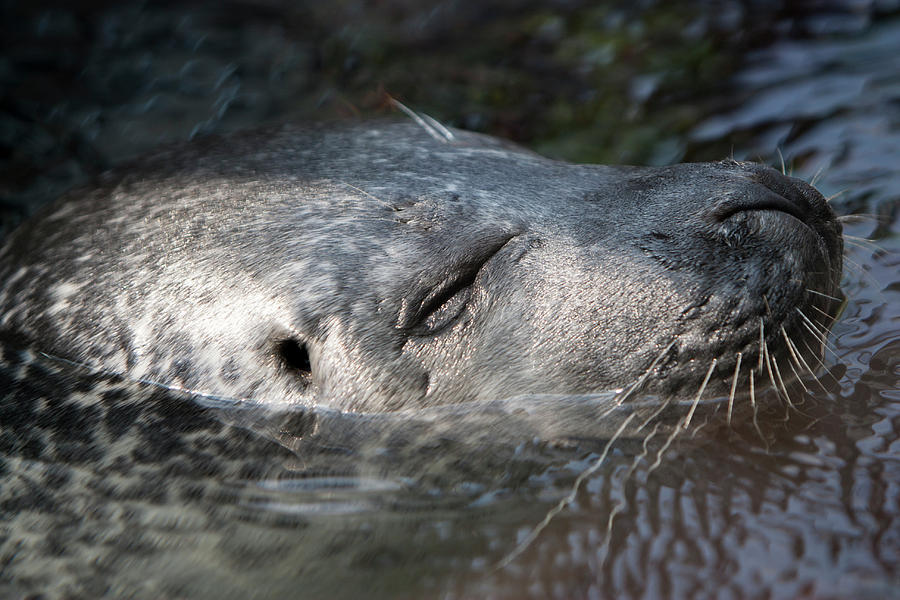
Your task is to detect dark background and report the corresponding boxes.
[2,0,896,236]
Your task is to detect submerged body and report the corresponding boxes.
[0,121,843,411]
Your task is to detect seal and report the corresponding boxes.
[0,120,844,412]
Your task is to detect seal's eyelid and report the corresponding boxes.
[413,266,477,332]
[275,338,312,378]
[407,234,519,333]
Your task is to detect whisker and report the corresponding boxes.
[776,355,812,418]
[749,370,766,447]
[388,97,455,142]
[841,239,872,254]
[634,395,674,433]
[683,359,716,429]
[796,308,842,361]
[809,164,828,187]
[761,337,791,422]
[837,214,882,226]
[727,352,742,426]
[807,312,832,333]
[614,340,676,406]
[842,234,883,252]
[842,255,885,291]
[825,189,848,203]
[804,320,841,367]
[799,337,841,386]
[810,304,836,322]
[843,255,872,275]
[647,367,723,474]
[597,422,664,566]
[494,412,637,570]
[783,328,830,393]
[769,351,795,410]
[776,148,786,176]
[757,319,765,373]
[806,288,843,303]
[763,341,785,399]
[796,328,843,390]
[420,114,455,142]
[781,326,811,376]
[795,308,828,345]
[338,181,394,208]
[647,420,683,473]
[779,326,809,393]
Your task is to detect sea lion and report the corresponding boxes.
[0,120,843,412]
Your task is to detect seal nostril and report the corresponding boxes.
[276,339,312,375]
[712,186,809,225]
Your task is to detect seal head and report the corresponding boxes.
[0,122,843,411]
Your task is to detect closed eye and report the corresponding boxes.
[400,233,517,335]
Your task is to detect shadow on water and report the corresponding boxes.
[1,1,899,599]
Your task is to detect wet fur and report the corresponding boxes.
[0,121,846,597]
[0,121,843,412]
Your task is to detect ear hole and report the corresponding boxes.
[276,339,312,375]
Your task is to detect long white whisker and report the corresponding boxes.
[796,308,841,361]
[749,370,766,447]
[842,235,882,252]
[780,326,809,393]
[684,359,716,429]
[614,340,676,406]
[647,423,682,473]
[769,346,793,407]
[494,412,637,570]
[842,255,886,291]
[799,338,841,387]
[809,164,828,186]
[757,319,766,373]
[596,422,664,566]
[761,337,793,421]
[806,288,843,303]
[810,304,836,321]
[634,395,675,432]
[825,189,848,203]
[762,338,786,405]
[784,328,830,392]
[802,319,840,361]
[727,352,742,426]
[338,181,394,208]
[795,308,828,345]
[388,97,454,142]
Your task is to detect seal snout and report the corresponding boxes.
[704,164,841,252]
[711,167,819,222]
[710,185,809,225]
